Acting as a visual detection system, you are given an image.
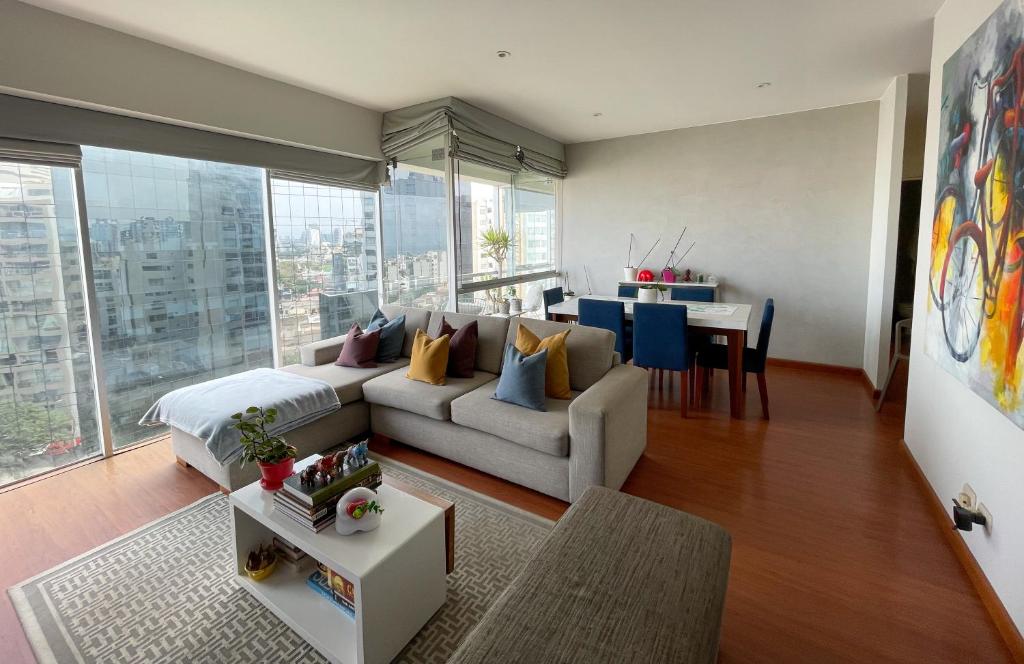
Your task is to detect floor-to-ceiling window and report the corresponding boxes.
[81,147,274,448]
[0,160,101,484]
[454,161,559,313]
[380,137,450,310]
[270,177,380,365]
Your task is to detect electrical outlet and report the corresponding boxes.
[978,502,993,535]
[958,483,977,510]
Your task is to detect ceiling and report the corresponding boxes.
[21,0,941,144]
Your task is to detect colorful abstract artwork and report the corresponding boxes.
[927,0,1024,428]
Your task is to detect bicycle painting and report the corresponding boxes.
[927,0,1024,428]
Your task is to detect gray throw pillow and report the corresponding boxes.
[367,310,406,362]
[493,344,548,411]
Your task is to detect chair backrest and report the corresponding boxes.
[617,284,638,298]
[632,303,688,371]
[670,287,714,303]
[542,287,564,321]
[751,298,775,372]
[578,299,628,356]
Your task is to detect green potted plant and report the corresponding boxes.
[480,227,512,314]
[231,406,297,491]
[507,286,522,314]
[638,283,665,303]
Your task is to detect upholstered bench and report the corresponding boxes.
[448,487,732,664]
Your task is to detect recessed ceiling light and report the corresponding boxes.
[592,112,603,117]
[497,50,511,59]
[756,81,772,89]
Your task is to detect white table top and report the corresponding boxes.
[549,295,752,331]
[229,455,441,579]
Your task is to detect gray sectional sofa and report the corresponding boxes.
[172,305,648,502]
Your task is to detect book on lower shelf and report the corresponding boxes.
[306,563,356,620]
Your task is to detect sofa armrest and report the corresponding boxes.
[299,334,346,366]
[567,364,648,502]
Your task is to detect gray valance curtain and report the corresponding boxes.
[0,137,82,168]
[381,97,567,178]
[0,94,386,189]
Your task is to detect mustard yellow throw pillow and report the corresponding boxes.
[514,326,571,399]
[406,329,451,385]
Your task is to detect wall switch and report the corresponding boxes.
[958,483,977,511]
[977,502,993,535]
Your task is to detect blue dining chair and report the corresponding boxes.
[542,287,564,321]
[695,298,775,418]
[632,302,692,417]
[670,287,715,303]
[579,298,632,362]
[617,284,639,298]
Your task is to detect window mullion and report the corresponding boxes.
[71,166,114,459]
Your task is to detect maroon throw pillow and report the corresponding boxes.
[336,324,380,368]
[440,318,478,378]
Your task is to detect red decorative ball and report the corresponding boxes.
[637,269,655,282]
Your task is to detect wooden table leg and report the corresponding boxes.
[726,329,745,418]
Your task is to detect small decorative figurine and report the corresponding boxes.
[335,487,384,535]
[316,454,337,478]
[683,268,693,282]
[244,544,277,581]
[299,465,317,488]
[344,440,369,470]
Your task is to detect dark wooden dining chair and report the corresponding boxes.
[695,298,775,418]
[579,298,632,362]
[670,287,715,302]
[542,287,564,321]
[632,303,692,417]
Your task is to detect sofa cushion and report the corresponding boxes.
[363,368,497,420]
[335,324,380,368]
[440,317,478,378]
[451,379,578,457]
[367,310,406,362]
[428,312,510,374]
[507,319,615,391]
[514,325,572,399]
[406,329,451,385]
[279,360,409,406]
[380,305,432,357]
[493,345,548,411]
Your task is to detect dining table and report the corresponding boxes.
[547,295,753,418]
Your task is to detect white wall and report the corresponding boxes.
[863,77,909,387]
[0,0,383,160]
[562,103,879,367]
[905,0,1024,632]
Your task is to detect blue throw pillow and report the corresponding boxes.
[493,344,548,411]
[367,310,406,362]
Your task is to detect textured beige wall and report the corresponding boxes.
[562,102,879,367]
[0,0,383,160]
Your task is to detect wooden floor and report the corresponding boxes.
[0,362,1013,663]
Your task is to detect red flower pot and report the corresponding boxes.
[257,457,295,491]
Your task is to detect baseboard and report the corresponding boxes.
[898,439,1024,662]
[766,357,861,375]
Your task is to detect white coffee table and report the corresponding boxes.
[229,456,447,664]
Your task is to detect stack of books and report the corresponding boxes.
[272,536,309,571]
[273,460,382,532]
[306,562,356,619]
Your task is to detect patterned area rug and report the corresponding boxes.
[9,458,553,663]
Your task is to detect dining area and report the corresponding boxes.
[544,287,775,420]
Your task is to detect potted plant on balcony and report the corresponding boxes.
[508,286,522,314]
[231,406,297,491]
[480,227,513,313]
